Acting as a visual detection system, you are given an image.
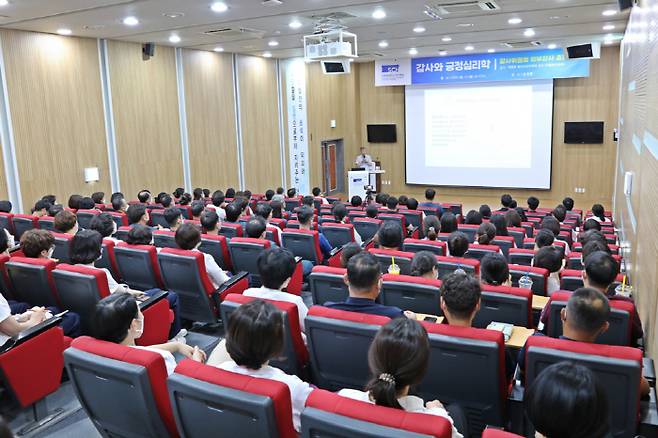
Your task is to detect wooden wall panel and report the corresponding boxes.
[1,29,110,210]
[0,141,7,201]
[236,55,281,193]
[182,49,239,191]
[354,47,620,211]
[108,40,183,199]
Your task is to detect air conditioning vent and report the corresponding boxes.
[203,27,266,40]
[360,52,385,58]
[308,12,357,20]
[503,41,542,49]
[428,1,501,15]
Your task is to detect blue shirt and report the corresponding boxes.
[324,297,404,319]
[318,232,332,260]
[419,202,443,216]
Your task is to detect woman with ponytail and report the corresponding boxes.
[410,251,439,280]
[422,215,441,241]
[338,319,464,438]
[475,222,496,245]
[590,204,610,223]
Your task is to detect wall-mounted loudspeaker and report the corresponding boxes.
[565,43,601,59]
[142,43,155,61]
[618,0,634,10]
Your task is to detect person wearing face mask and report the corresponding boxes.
[91,293,206,375]
[174,223,230,289]
[20,229,57,261]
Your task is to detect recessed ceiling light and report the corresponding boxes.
[409,48,418,55]
[547,43,558,49]
[268,40,279,47]
[289,19,302,29]
[508,17,522,25]
[439,50,448,56]
[372,9,386,19]
[213,46,224,52]
[603,24,615,31]
[169,34,181,43]
[0,0,9,6]
[263,52,272,58]
[464,45,474,51]
[487,48,496,53]
[122,16,139,26]
[524,28,536,37]
[211,2,228,13]
[57,28,72,36]
[413,26,426,33]
[602,9,617,16]
[378,40,389,48]
[457,23,474,27]
[163,12,185,19]
[442,36,452,42]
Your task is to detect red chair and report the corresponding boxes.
[507,227,527,248]
[269,217,287,229]
[282,228,324,265]
[378,213,409,238]
[149,209,168,229]
[442,203,463,216]
[482,429,523,438]
[157,248,249,323]
[176,205,192,220]
[351,217,382,242]
[76,209,101,229]
[508,248,535,266]
[308,266,348,305]
[380,274,441,315]
[319,223,356,248]
[0,212,14,234]
[220,294,308,376]
[152,230,177,249]
[114,242,164,290]
[284,197,301,212]
[95,238,121,281]
[219,222,243,239]
[492,235,516,258]
[65,336,178,437]
[107,211,128,229]
[51,232,74,263]
[11,214,38,240]
[6,257,59,307]
[302,389,452,438]
[228,237,272,286]
[436,256,480,279]
[458,224,479,242]
[475,284,533,328]
[465,244,500,261]
[169,360,296,438]
[368,248,414,275]
[199,233,232,271]
[37,216,56,232]
[402,238,447,256]
[508,264,549,296]
[400,209,424,234]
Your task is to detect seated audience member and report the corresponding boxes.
[590,204,610,223]
[164,207,183,231]
[527,196,540,212]
[448,231,469,257]
[78,197,96,210]
[68,194,83,210]
[178,193,192,206]
[0,228,81,339]
[42,195,56,205]
[21,229,55,260]
[137,190,151,204]
[208,190,227,220]
[583,218,602,232]
[125,224,154,246]
[440,272,481,327]
[270,201,284,219]
[244,190,253,202]
[584,251,643,346]
[245,217,272,243]
[423,215,441,241]
[338,318,464,438]
[515,207,528,222]
[541,216,560,237]
[552,205,567,224]
[562,197,575,212]
[500,194,513,211]
[504,210,522,228]
[410,251,439,280]
[479,204,492,220]
[325,253,413,319]
[474,222,497,246]
[111,195,128,214]
[406,197,421,213]
[490,214,508,236]
[255,203,281,242]
[53,210,79,235]
[350,195,363,208]
[243,247,307,330]
[172,187,185,203]
[225,187,236,199]
[90,213,120,243]
[464,210,483,225]
[193,188,203,201]
[332,204,363,245]
[297,205,332,259]
[385,196,399,213]
[533,246,563,295]
[581,241,611,264]
[92,294,204,375]
[216,300,312,432]
[203,189,210,199]
[301,195,314,208]
[375,193,389,206]
[440,212,458,234]
[286,188,297,199]
[127,204,150,227]
[200,209,220,235]
[224,202,241,223]
[0,200,11,213]
[155,192,166,205]
[271,187,284,203]
[91,192,105,205]
[480,253,510,287]
[577,229,607,248]
[420,188,443,215]
[398,195,408,207]
[377,221,403,251]
[175,223,229,289]
[534,229,555,250]
[265,189,275,201]
[509,199,518,209]
[365,204,379,219]
[313,187,329,205]
[49,203,64,217]
[525,362,610,438]
[191,201,205,221]
[32,199,51,217]
[340,242,362,268]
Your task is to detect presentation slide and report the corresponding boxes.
[405,80,554,189]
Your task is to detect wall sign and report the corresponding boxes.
[284,58,310,195]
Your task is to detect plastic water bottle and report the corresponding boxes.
[519,275,533,290]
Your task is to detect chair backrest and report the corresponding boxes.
[37,216,55,231]
[220,294,308,376]
[176,205,192,220]
[491,236,515,259]
[95,238,120,281]
[378,214,406,239]
[6,257,59,307]
[520,222,535,238]
[107,212,128,229]
[400,210,424,232]
[305,306,388,390]
[524,336,642,438]
[380,274,442,315]
[149,210,169,229]
[52,264,111,334]
[319,223,355,249]
[545,291,633,346]
[435,256,480,279]
[559,269,586,291]
[473,285,533,328]
[199,233,232,271]
[0,254,12,298]
[465,244,500,261]
[418,323,506,436]
[115,226,131,242]
[367,248,414,275]
[269,218,287,229]
[457,224,479,243]
[281,228,323,264]
[76,209,101,229]
[228,238,271,287]
[566,254,583,270]
[51,232,74,263]
[309,266,349,305]
[0,212,13,234]
[65,336,176,437]
[157,248,217,323]
[508,248,534,266]
[301,389,452,438]
[482,429,523,438]
[152,230,178,249]
[169,360,297,438]
[352,218,382,242]
[219,222,243,239]
[114,243,163,290]
[508,264,549,296]
[507,227,526,247]
[402,238,446,256]
[11,214,38,240]
[442,203,463,216]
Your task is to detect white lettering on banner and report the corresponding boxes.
[284,58,310,195]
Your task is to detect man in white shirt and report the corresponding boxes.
[254,203,281,245]
[175,223,230,289]
[355,147,375,171]
[207,190,227,221]
[0,292,48,347]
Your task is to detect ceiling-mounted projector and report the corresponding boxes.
[304,30,358,74]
